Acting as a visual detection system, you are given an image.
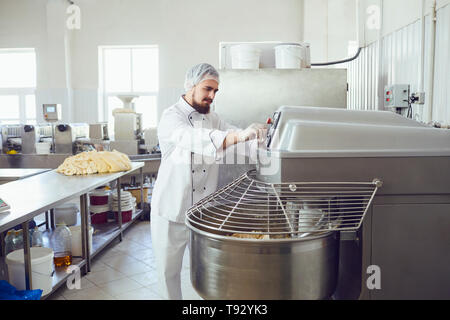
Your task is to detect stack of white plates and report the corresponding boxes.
[111,190,134,212]
[90,204,110,214]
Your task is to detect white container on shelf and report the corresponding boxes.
[54,203,79,226]
[274,43,304,69]
[68,225,93,257]
[230,44,261,69]
[6,247,54,296]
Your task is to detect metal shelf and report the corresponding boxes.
[0,209,145,299]
[48,257,85,297]
[90,209,143,259]
[0,162,146,298]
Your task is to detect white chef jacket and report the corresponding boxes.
[151,96,240,223]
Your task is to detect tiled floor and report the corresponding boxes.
[47,220,202,300]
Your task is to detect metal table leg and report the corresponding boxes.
[117,177,122,241]
[0,232,5,257]
[80,194,89,273]
[22,221,32,290]
[45,211,49,230]
[140,168,144,210]
[50,208,55,229]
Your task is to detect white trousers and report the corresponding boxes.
[150,213,189,300]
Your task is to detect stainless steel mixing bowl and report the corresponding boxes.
[187,221,340,300]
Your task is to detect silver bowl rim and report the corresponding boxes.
[185,219,336,244]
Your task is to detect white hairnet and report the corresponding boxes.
[184,63,220,92]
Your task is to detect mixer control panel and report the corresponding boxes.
[266,111,280,148]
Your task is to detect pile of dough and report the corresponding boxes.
[231,233,291,240]
[57,150,132,176]
[231,233,270,240]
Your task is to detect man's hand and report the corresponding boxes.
[222,123,268,149]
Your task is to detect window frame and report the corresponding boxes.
[0,48,37,124]
[98,45,159,129]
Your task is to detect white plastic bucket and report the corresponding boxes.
[6,247,54,296]
[35,142,51,155]
[230,44,261,69]
[275,44,304,69]
[54,204,79,226]
[68,226,93,257]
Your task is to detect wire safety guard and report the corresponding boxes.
[186,170,382,238]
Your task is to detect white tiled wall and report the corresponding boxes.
[348,4,450,124]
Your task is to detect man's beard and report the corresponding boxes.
[192,98,211,114]
[192,103,210,114]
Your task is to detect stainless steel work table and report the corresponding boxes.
[0,168,51,184]
[0,161,145,298]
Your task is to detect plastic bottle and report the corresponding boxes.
[12,230,23,251]
[31,227,44,247]
[4,230,15,255]
[51,224,72,267]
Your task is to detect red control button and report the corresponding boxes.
[266,118,273,125]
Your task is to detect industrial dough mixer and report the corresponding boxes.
[186,106,450,300]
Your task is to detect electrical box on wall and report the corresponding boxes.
[384,85,410,109]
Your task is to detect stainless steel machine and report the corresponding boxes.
[1,125,22,153]
[186,106,450,300]
[110,111,145,155]
[1,124,53,154]
[89,123,109,141]
[54,123,90,154]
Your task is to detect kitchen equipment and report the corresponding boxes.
[54,123,90,154]
[187,105,450,300]
[1,125,22,153]
[31,227,44,247]
[274,43,304,69]
[69,225,93,257]
[35,142,51,154]
[4,230,15,255]
[89,123,109,141]
[54,203,79,226]
[6,247,54,296]
[51,224,72,267]
[0,124,54,154]
[143,127,158,153]
[230,44,261,69]
[89,189,110,206]
[110,107,144,155]
[42,104,61,122]
[127,187,148,205]
[186,170,380,300]
[112,190,134,223]
[113,111,142,141]
[90,204,109,224]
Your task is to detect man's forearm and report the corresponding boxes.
[222,132,239,149]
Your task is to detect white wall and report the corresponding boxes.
[0,0,305,124]
[348,1,450,125]
[70,0,305,123]
[0,0,73,123]
[303,0,358,63]
[382,0,450,37]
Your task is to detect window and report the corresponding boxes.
[0,48,37,124]
[99,46,159,136]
